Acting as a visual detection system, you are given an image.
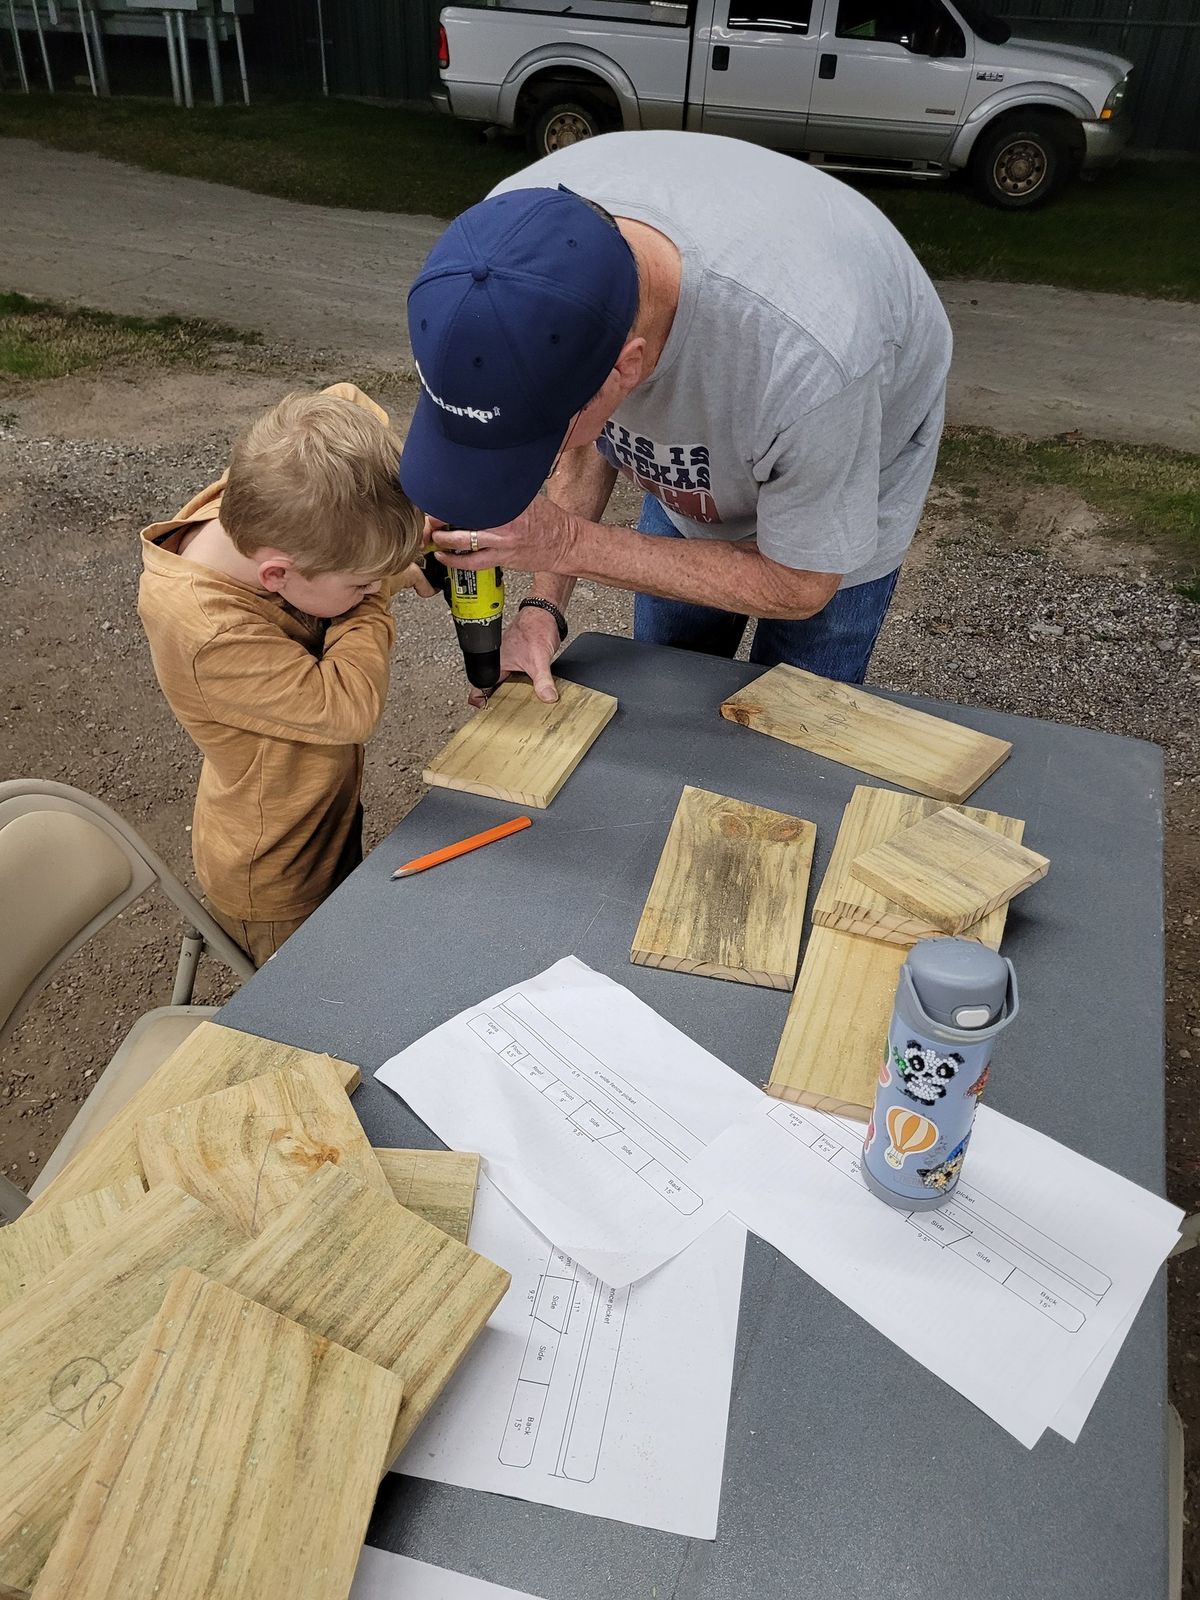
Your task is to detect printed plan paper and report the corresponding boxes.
[395,1177,746,1539]
[692,1098,1181,1447]
[376,957,762,1285]
[351,1548,542,1599]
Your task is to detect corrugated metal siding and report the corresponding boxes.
[993,0,1200,149]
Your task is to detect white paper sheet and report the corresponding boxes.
[351,1547,542,1599]
[692,1098,1181,1448]
[394,1176,746,1539]
[376,957,762,1285]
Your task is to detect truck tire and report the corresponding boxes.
[970,112,1075,209]
[529,98,605,158]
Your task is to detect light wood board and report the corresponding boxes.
[0,1176,145,1313]
[0,1186,242,1591]
[218,1161,510,1460]
[30,1269,403,1600]
[23,1022,360,1219]
[373,1148,481,1244]
[766,926,905,1121]
[850,805,1049,935]
[813,785,1027,949]
[630,785,816,990]
[423,676,617,809]
[136,1060,389,1236]
[720,665,1010,803]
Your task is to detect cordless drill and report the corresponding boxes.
[422,548,505,693]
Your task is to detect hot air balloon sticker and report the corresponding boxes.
[884,1105,938,1170]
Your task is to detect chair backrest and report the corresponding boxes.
[0,779,254,1049]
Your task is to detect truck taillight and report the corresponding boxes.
[437,24,449,69]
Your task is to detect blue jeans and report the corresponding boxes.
[632,495,899,685]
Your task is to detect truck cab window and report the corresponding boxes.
[835,0,965,55]
[728,0,813,32]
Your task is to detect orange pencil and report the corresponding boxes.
[392,815,532,878]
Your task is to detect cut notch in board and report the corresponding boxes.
[720,664,1010,803]
[850,805,1049,935]
[630,785,816,990]
[423,676,617,809]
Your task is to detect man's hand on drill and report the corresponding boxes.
[427,497,581,576]
[466,603,560,710]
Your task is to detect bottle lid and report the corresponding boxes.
[906,938,1010,1029]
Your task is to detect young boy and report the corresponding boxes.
[139,384,427,966]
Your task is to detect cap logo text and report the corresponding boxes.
[416,360,501,424]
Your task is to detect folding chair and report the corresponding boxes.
[0,778,254,1221]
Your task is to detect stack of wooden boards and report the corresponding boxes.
[0,1021,510,1600]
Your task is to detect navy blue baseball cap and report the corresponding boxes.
[402,187,639,529]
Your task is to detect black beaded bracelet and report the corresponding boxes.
[518,597,569,642]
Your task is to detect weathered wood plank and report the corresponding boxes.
[720,666,1010,803]
[30,1270,403,1600]
[372,1148,481,1245]
[630,785,816,990]
[424,677,617,809]
[136,1061,389,1237]
[0,1176,146,1313]
[24,1023,360,1219]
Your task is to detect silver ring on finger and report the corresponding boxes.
[468,530,480,554]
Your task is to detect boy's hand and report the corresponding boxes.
[467,604,560,710]
[390,563,438,599]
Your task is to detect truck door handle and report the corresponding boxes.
[712,44,730,70]
[818,52,837,78]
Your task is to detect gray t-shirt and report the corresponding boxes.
[492,132,952,588]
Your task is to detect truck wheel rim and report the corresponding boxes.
[994,138,1047,196]
[544,111,593,149]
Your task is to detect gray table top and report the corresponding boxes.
[218,633,1168,1600]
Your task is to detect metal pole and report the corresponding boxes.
[175,11,193,107]
[164,8,181,103]
[30,0,54,90]
[77,0,98,95]
[88,4,110,95]
[8,0,29,91]
[314,0,327,95]
[203,11,222,103]
[232,10,248,103]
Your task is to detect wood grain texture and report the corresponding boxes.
[23,1023,361,1219]
[136,1061,389,1237]
[850,805,1049,935]
[766,927,905,1121]
[30,1269,403,1600]
[423,677,617,809]
[630,785,816,990]
[0,1186,242,1591]
[720,665,1010,803]
[0,1176,145,1313]
[813,785,1027,949]
[373,1148,481,1245]
[218,1161,510,1460]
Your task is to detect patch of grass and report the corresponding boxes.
[0,93,1196,299]
[937,425,1200,590]
[0,290,259,379]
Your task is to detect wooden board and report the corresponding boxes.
[766,926,905,1121]
[218,1161,510,1460]
[136,1060,389,1236]
[850,805,1049,935]
[373,1148,481,1245]
[0,1176,145,1313]
[813,785,1027,949]
[30,1269,403,1600]
[423,676,617,809]
[720,665,1010,803]
[23,1022,360,1219]
[0,1186,242,1591]
[629,785,816,990]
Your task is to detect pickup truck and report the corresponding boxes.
[434,0,1132,207]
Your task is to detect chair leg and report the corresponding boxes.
[0,1172,31,1223]
[171,930,205,1006]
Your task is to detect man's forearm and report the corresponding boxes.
[535,447,620,611]
[566,519,838,620]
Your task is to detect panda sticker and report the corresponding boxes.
[896,1040,963,1106]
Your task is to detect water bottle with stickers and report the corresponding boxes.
[862,939,1018,1211]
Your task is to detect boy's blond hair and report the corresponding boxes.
[221,391,423,578]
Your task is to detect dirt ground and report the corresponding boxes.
[1,355,1196,1588]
